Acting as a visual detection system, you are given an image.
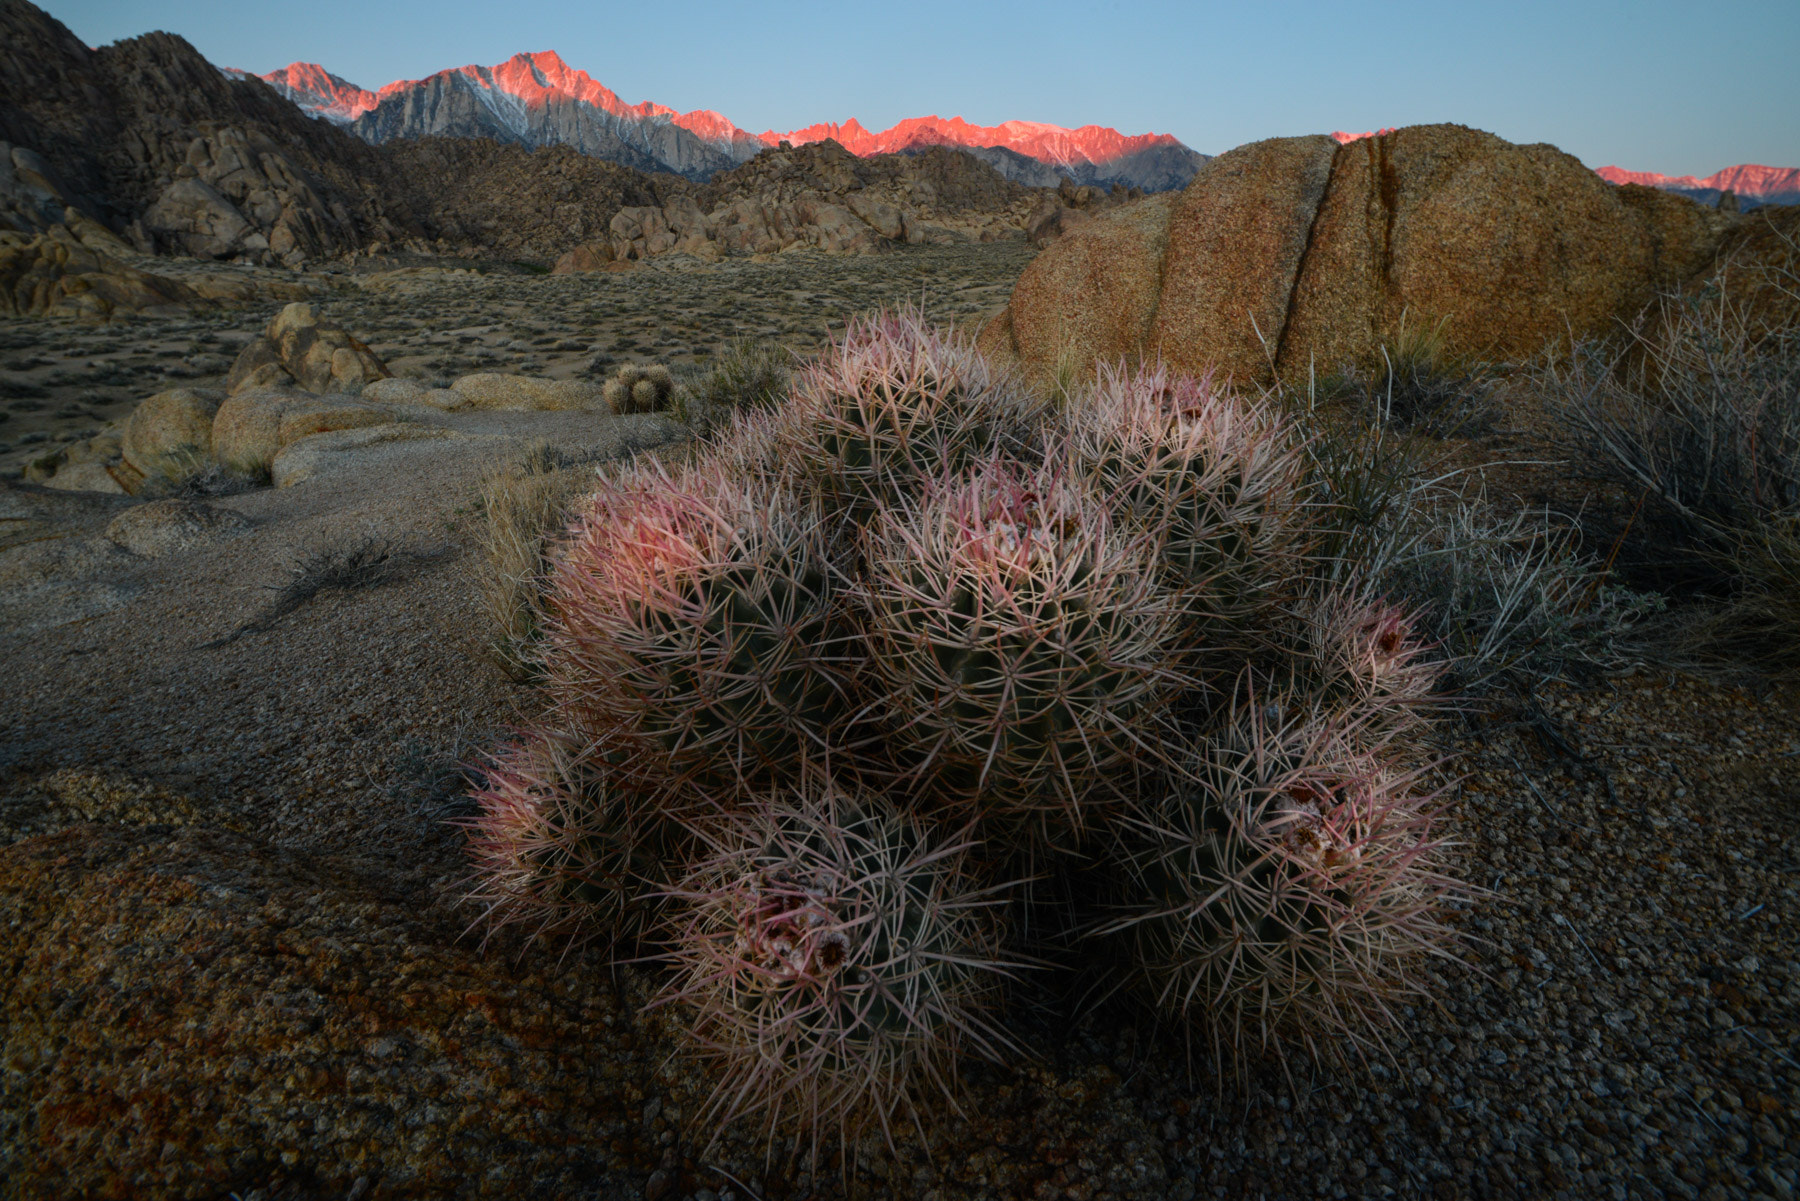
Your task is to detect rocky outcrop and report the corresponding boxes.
[555,139,1043,265]
[373,137,692,263]
[226,302,390,395]
[1023,178,1146,246]
[985,124,1749,385]
[0,3,417,267]
[0,224,202,318]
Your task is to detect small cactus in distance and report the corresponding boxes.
[656,782,1022,1154]
[604,362,675,413]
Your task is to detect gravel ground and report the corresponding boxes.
[0,255,1795,1199]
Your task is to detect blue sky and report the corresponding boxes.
[47,0,1800,176]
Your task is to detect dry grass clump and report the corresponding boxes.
[1310,312,1500,440]
[1548,242,1800,671]
[672,337,793,434]
[1296,398,1656,694]
[477,441,597,679]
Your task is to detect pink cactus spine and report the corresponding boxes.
[1293,594,1446,742]
[859,455,1193,833]
[542,455,848,790]
[777,307,1045,513]
[655,782,1022,1156]
[459,728,675,948]
[1096,703,1464,1074]
[1067,361,1310,612]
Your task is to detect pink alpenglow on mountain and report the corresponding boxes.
[761,115,1186,172]
[253,50,1210,189]
[1596,163,1800,207]
[1329,129,1398,144]
[261,62,378,123]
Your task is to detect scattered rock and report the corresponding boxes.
[104,497,250,557]
[450,373,607,412]
[25,431,134,495]
[225,302,390,396]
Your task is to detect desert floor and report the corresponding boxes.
[1,243,1795,1201]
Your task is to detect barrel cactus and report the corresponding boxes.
[860,456,1193,835]
[461,309,1470,1153]
[544,456,848,790]
[774,309,1045,519]
[1095,705,1460,1071]
[460,727,679,947]
[657,784,1021,1150]
[1067,362,1311,630]
[604,362,675,414]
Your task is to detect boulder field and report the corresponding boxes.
[980,123,1794,384]
[26,303,614,494]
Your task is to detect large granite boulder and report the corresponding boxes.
[987,124,1745,385]
[225,303,390,396]
[982,193,1177,375]
[120,387,225,479]
[449,373,609,412]
[210,386,392,474]
[1274,126,1736,376]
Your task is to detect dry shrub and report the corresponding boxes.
[478,440,595,680]
[1549,235,1800,671]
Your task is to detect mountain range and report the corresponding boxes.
[1594,163,1800,210]
[251,51,1211,191]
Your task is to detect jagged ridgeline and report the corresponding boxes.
[464,310,1467,1157]
[0,0,1164,294]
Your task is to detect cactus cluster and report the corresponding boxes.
[604,362,675,413]
[463,309,1466,1158]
